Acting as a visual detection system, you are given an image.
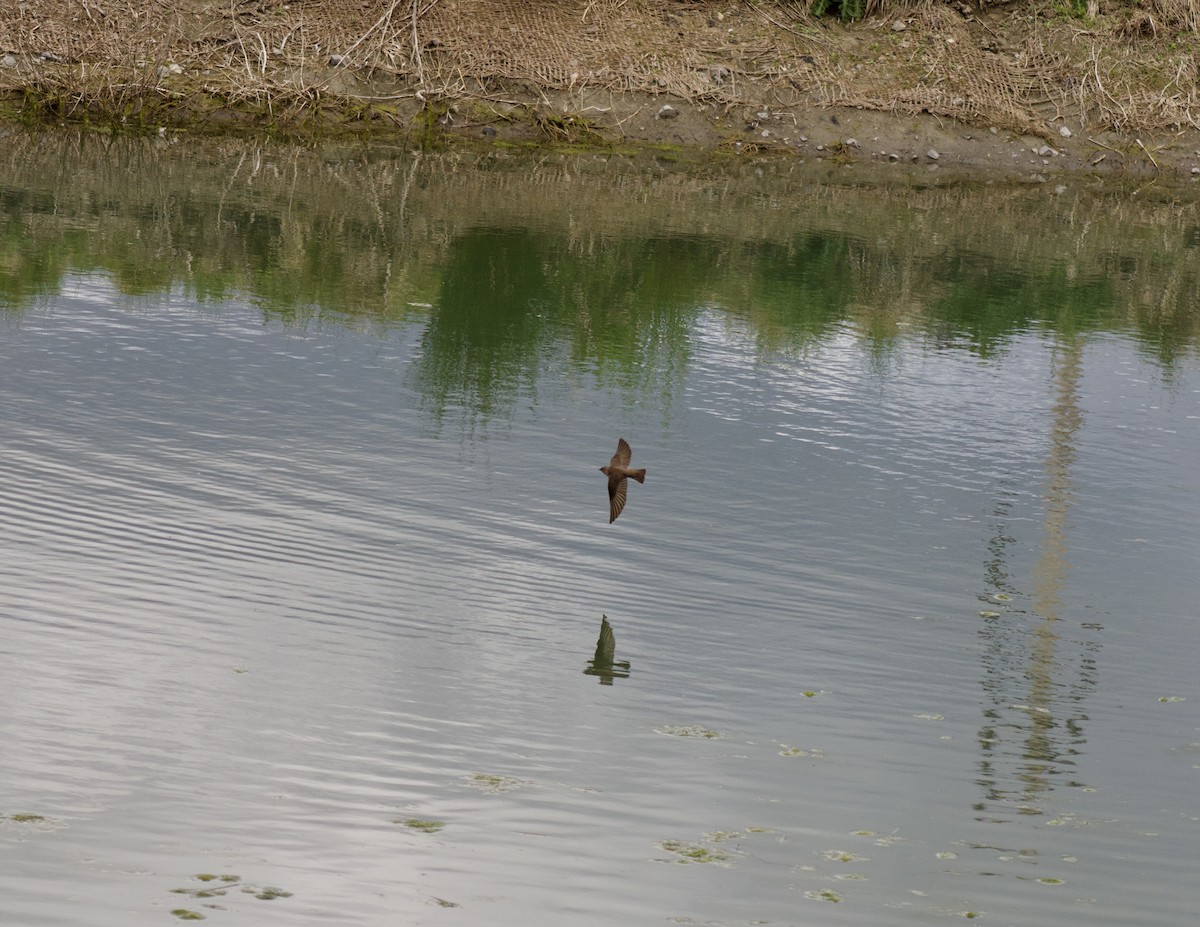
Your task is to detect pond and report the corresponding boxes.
[1,130,1198,926]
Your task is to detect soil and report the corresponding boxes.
[481,86,1154,180]
[3,0,1200,180]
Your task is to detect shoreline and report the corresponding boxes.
[3,1,1200,180]
[422,85,1200,181]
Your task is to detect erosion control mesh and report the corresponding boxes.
[1,1,1198,135]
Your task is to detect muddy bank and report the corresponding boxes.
[3,0,1200,179]
[454,85,1199,181]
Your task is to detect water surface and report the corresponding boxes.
[1,131,1198,926]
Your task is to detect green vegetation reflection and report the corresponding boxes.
[3,131,1198,427]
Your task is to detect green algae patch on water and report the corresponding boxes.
[172,874,239,899]
[464,773,526,793]
[804,888,842,903]
[654,724,724,739]
[655,823,774,864]
[253,887,293,900]
[659,839,732,865]
[170,874,291,906]
[171,911,206,921]
[823,849,869,863]
[398,818,445,833]
[780,745,826,758]
[702,831,735,843]
[4,812,64,832]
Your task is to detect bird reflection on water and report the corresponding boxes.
[583,615,631,685]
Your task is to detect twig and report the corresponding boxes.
[341,0,406,63]
[746,0,831,47]
[610,103,645,133]
[411,0,424,86]
[1135,137,1160,170]
[253,30,267,75]
[1085,135,1122,154]
[237,31,255,82]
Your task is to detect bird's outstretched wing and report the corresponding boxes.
[608,476,628,523]
[611,437,632,468]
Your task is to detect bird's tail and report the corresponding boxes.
[629,469,646,483]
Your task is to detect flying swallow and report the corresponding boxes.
[599,437,646,523]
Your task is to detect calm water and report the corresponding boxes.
[2,131,1198,926]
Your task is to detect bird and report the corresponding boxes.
[599,437,646,523]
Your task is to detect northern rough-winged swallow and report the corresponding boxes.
[599,437,646,523]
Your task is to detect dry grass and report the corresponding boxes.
[1,1,1198,138]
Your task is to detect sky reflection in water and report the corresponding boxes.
[1,134,1198,926]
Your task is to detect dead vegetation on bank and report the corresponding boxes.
[1,1,1199,149]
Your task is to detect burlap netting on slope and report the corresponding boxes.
[1,1,1196,135]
